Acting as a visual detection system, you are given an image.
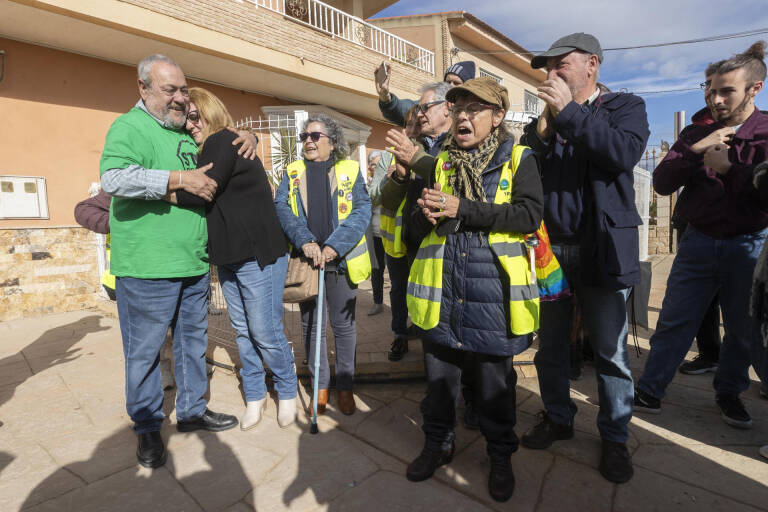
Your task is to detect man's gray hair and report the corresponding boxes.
[303,114,349,161]
[419,81,453,102]
[368,150,384,164]
[137,54,180,89]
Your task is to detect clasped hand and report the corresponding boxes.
[301,242,338,269]
[417,183,460,225]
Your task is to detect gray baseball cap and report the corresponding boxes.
[530,32,603,69]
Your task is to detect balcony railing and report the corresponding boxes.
[236,0,434,74]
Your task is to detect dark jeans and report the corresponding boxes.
[421,340,518,457]
[677,220,722,361]
[638,226,767,399]
[535,244,634,443]
[116,274,210,434]
[371,236,385,305]
[300,271,357,390]
[385,253,410,338]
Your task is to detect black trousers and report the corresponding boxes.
[421,339,519,457]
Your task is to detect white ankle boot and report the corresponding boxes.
[240,399,266,431]
[277,398,297,428]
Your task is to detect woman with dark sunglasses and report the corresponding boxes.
[169,87,298,430]
[274,114,372,416]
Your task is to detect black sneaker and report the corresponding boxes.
[521,412,574,449]
[463,403,480,430]
[406,443,455,482]
[600,440,633,483]
[488,455,515,502]
[679,355,718,375]
[388,338,408,362]
[716,395,752,429]
[633,387,661,414]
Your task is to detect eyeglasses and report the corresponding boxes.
[417,100,445,115]
[299,131,330,143]
[448,102,497,118]
[187,110,201,122]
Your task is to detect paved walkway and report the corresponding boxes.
[1,254,767,511]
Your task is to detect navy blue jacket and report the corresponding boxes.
[424,138,544,356]
[521,92,650,290]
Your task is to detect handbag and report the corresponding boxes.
[283,254,319,303]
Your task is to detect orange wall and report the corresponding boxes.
[0,38,393,229]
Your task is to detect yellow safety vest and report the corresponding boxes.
[286,159,371,284]
[406,145,539,335]
[100,234,115,291]
[380,198,407,258]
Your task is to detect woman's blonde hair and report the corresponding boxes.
[189,87,235,153]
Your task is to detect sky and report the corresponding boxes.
[373,0,768,157]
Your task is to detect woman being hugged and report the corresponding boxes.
[173,87,298,429]
[274,114,371,416]
[404,77,543,503]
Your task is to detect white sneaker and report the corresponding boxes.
[277,398,297,428]
[368,304,384,316]
[760,445,768,460]
[240,399,266,431]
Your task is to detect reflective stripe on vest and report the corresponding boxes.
[380,198,407,258]
[407,145,540,335]
[286,159,371,284]
[100,235,115,291]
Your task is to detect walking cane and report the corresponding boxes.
[310,268,325,434]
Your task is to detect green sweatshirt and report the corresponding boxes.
[99,107,208,278]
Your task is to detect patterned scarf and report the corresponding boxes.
[446,129,501,201]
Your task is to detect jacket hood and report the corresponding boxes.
[691,107,715,126]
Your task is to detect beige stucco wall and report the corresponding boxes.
[0,38,394,319]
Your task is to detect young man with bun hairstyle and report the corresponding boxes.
[635,42,768,433]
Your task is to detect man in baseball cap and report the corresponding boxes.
[519,33,650,485]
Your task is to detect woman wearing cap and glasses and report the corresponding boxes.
[169,87,298,431]
[274,114,371,416]
[403,77,543,503]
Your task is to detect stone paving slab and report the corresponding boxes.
[2,254,768,511]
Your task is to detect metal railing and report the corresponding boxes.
[236,0,434,74]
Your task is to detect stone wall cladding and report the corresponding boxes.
[0,228,103,321]
[117,0,430,95]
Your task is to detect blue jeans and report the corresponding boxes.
[534,244,634,443]
[638,226,767,399]
[116,273,210,434]
[385,254,410,338]
[218,254,297,401]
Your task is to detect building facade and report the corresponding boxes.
[0,0,434,320]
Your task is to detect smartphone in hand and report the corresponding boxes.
[375,61,389,85]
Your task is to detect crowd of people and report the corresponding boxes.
[86,31,768,504]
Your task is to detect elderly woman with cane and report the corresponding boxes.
[399,77,543,503]
[274,114,371,416]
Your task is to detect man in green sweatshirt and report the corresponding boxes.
[100,54,237,469]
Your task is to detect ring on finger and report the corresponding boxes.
[440,195,447,205]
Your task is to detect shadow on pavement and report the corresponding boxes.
[0,315,109,411]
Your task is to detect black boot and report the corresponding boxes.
[406,443,455,482]
[136,431,166,468]
[488,454,515,502]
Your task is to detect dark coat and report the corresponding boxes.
[521,92,650,290]
[423,138,544,356]
[654,107,768,238]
